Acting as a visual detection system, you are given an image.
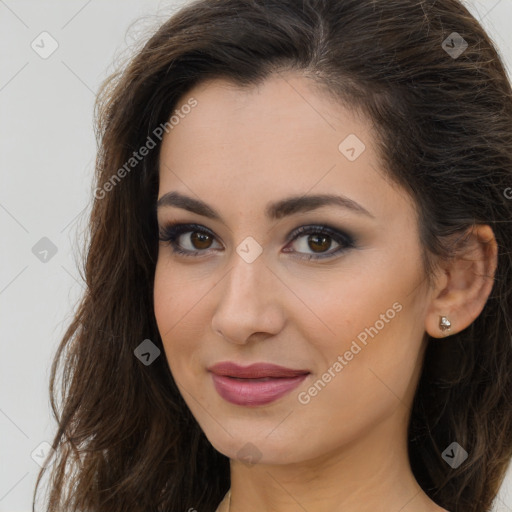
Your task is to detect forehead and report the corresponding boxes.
[164,73,366,151]
[157,73,413,226]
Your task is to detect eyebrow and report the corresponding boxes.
[156,191,374,221]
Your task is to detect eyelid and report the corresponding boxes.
[285,223,355,245]
[158,222,222,251]
[158,221,356,260]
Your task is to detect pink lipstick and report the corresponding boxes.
[208,362,310,406]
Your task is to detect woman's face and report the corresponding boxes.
[154,72,434,466]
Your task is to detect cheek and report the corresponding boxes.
[289,280,424,446]
[153,260,178,335]
[153,257,204,334]
[310,235,426,435]
[285,258,407,345]
[153,258,214,374]
[291,250,426,386]
[154,260,191,361]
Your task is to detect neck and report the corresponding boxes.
[227,410,446,512]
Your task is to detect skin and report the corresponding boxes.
[153,71,497,512]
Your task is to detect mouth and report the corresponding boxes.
[207,362,310,406]
[227,376,286,381]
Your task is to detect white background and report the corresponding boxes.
[1,1,511,510]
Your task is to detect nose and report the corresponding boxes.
[211,252,286,345]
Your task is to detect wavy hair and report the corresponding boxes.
[33,0,512,511]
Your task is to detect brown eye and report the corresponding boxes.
[159,223,355,261]
[189,231,214,250]
[283,224,355,261]
[306,234,333,253]
[289,232,339,255]
[158,223,222,257]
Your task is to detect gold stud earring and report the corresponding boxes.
[439,315,452,334]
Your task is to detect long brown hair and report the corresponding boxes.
[33,1,512,511]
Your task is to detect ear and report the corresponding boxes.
[425,224,498,339]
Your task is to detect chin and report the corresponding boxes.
[205,428,310,466]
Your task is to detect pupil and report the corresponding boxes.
[192,232,211,249]
[309,234,330,253]
[188,232,332,253]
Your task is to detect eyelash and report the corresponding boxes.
[158,222,355,261]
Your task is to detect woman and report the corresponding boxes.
[33,0,512,511]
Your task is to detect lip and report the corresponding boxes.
[208,362,310,406]
[208,361,310,379]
